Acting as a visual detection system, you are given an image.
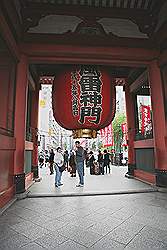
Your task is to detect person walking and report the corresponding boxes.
[54,147,64,187]
[75,141,85,187]
[69,150,76,177]
[49,149,54,175]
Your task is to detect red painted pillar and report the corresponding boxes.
[149,60,167,187]
[31,86,40,179]
[125,85,136,177]
[14,54,28,193]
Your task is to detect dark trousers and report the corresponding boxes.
[90,165,94,175]
[50,162,54,174]
[99,162,104,175]
[104,162,110,174]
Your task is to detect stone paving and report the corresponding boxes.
[0,191,167,249]
[1,165,167,249]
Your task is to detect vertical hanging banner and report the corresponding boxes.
[106,124,114,146]
[104,126,109,146]
[121,123,128,146]
[100,128,105,138]
[100,124,113,147]
[141,105,151,135]
[52,65,116,132]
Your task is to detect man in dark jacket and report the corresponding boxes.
[103,149,111,174]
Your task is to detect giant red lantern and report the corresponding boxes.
[52,65,116,138]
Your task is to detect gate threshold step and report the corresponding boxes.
[27,188,158,198]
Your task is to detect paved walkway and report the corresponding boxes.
[1,191,167,249]
[28,165,156,197]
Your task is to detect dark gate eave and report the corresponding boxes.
[21,43,159,66]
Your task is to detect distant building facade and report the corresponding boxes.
[116,86,126,114]
[38,84,72,152]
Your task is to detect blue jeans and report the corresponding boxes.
[76,162,84,185]
[55,165,62,185]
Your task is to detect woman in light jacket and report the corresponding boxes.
[54,147,64,187]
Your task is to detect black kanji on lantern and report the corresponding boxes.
[71,85,78,96]
[71,71,79,116]
[80,92,102,107]
[79,66,102,92]
[79,107,91,123]
[78,66,103,124]
[79,66,101,77]
[79,76,102,92]
[79,106,102,124]
[72,98,79,116]
[91,107,102,123]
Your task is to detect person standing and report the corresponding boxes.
[84,148,89,167]
[88,151,95,175]
[75,141,85,187]
[45,150,49,167]
[69,150,76,177]
[63,150,69,170]
[97,150,104,175]
[54,147,64,187]
[49,149,55,175]
[103,149,111,174]
[38,153,44,168]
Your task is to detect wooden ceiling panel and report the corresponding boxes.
[18,0,166,46]
[23,0,155,10]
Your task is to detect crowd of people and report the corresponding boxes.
[38,142,114,188]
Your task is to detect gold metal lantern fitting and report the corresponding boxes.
[72,129,97,139]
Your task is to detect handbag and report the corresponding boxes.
[58,164,66,172]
